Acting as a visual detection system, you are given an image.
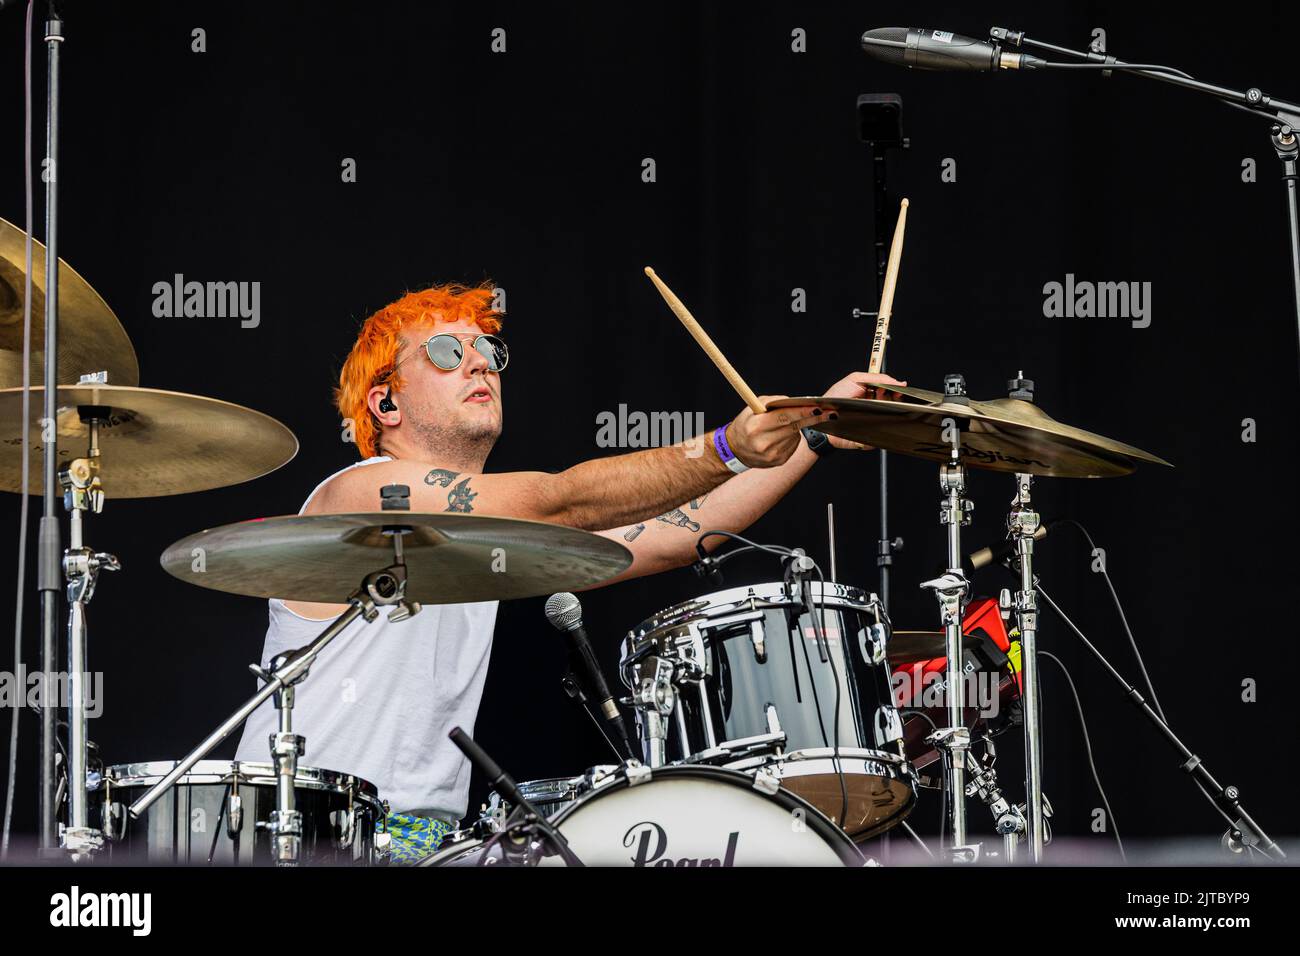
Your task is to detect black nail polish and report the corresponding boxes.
[829,412,839,421]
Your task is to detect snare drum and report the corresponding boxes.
[423,764,863,867]
[92,760,385,865]
[620,581,916,839]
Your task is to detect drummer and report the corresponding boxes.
[233,281,903,863]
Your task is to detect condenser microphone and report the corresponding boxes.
[544,592,634,759]
[968,522,1052,571]
[860,27,1046,72]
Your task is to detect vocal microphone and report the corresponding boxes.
[544,592,635,759]
[967,522,1051,571]
[860,27,1046,72]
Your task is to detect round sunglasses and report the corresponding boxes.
[392,332,509,375]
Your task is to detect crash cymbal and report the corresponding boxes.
[769,388,1170,478]
[0,384,297,498]
[160,512,633,605]
[0,217,139,388]
[887,630,976,665]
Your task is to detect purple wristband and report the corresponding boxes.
[713,425,749,473]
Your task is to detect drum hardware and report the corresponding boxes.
[964,740,1026,863]
[1005,470,1046,861]
[918,373,976,862]
[57,392,119,860]
[127,485,423,865]
[1031,581,1287,860]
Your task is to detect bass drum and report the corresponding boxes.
[92,760,385,865]
[422,764,863,867]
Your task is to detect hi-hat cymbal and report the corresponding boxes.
[0,384,297,498]
[769,387,1170,478]
[0,217,139,388]
[160,512,633,605]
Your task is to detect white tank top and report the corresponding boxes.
[233,456,499,821]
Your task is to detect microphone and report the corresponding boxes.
[861,27,1046,72]
[967,522,1051,571]
[544,592,634,759]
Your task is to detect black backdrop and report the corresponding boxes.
[2,1,1297,854]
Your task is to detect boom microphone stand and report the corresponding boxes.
[989,26,1300,370]
[1001,564,1285,860]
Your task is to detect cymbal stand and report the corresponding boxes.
[126,501,421,865]
[1007,470,1046,861]
[920,373,976,862]
[59,405,118,861]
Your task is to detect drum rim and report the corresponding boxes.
[630,579,873,639]
[97,759,383,807]
[548,763,864,866]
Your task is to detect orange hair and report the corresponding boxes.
[336,282,504,459]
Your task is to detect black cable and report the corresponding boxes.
[1039,651,1125,861]
[1050,520,1166,722]
[3,0,36,861]
[207,786,231,864]
[1040,62,1194,77]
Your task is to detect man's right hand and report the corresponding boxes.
[724,397,825,468]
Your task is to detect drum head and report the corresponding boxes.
[550,765,862,866]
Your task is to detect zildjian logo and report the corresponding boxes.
[911,442,1049,470]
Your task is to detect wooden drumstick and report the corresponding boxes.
[868,197,908,374]
[644,266,765,413]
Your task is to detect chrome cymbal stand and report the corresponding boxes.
[126,485,421,865]
[1007,469,1046,861]
[920,373,976,862]
[59,398,119,861]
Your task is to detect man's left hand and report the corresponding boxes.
[816,371,908,450]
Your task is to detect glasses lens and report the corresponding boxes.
[474,335,509,372]
[425,334,465,370]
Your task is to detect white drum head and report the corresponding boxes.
[549,766,861,866]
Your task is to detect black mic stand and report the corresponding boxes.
[854,94,909,611]
[448,728,583,867]
[991,26,1300,371]
[1003,565,1285,860]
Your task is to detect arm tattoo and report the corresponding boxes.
[424,468,459,488]
[446,477,478,513]
[423,468,476,512]
[689,494,709,510]
[624,524,646,542]
[655,507,700,532]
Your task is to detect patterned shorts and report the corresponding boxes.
[382,811,456,865]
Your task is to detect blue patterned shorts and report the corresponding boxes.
[382,812,456,865]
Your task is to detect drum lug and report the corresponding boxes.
[873,704,904,747]
[859,622,889,665]
[752,767,781,796]
[226,791,244,837]
[624,760,652,787]
[104,800,127,842]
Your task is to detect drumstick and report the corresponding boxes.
[868,198,908,374]
[644,266,765,413]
